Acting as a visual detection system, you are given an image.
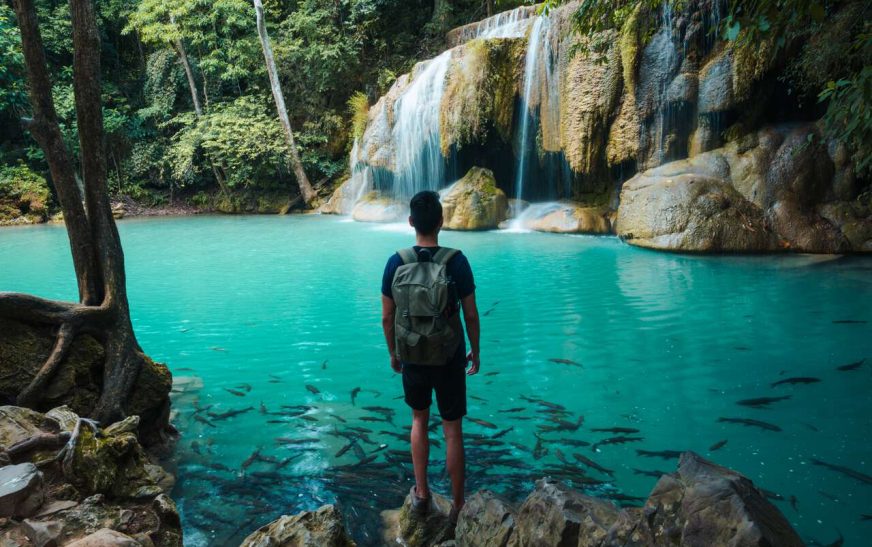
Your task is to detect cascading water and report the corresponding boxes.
[449,5,537,45]
[391,50,452,198]
[657,2,676,165]
[513,16,547,206]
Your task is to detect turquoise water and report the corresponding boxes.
[1,215,870,545]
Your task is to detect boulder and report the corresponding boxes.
[65,528,141,547]
[513,478,620,546]
[524,202,611,234]
[22,518,63,547]
[351,192,407,223]
[382,490,454,547]
[0,463,45,519]
[641,452,804,546]
[698,50,734,113]
[441,168,508,230]
[241,504,355,547]
[0,406,60,450]
[454,490,515,547]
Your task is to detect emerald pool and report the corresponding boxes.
[1,215,870,546]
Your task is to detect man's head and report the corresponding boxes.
[409,191,443,236]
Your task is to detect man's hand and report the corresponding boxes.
[390,355,402,373]
[466,351,480,376]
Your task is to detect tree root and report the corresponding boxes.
[7,431,71,461]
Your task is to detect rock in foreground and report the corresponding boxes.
[241,504,355,547]
[441,167,508,231]
[382,490,454,547]
[351,192,407,223]
[524,202,612,234]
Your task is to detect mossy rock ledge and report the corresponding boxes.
[441,167,508,231]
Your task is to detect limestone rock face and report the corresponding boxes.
[0,463,45,519]
[441,167,508,230]
[351,192,407,223]
[65,528,141,547]
[523,202,611,234]
[0,318,172,446]
[454,490,515,547]
[241,505,355,547]
[382,491,454,547]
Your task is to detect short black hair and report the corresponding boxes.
[409,191,442,235]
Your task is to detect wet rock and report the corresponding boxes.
[22,518,63,547]
[241,504,355,547]
[382,491,454,547]
[441,167,508,230]
[351,192,407,223]
[0,463,45,518]
[513,478,620,546]
[525,202,611,234]
[454,490,515,547]
[641,452,804,546]
[65,528,141,547]
[320,176,355,215]
[698,51,733,113]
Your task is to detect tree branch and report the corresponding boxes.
[17,323,78,407]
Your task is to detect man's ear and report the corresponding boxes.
[437,216,444,230]
[408,216,414,228]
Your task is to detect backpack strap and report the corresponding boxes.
[432,247,459,266]
[397,248,418,265]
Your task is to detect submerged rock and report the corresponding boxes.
[441,167,508,230]
[241,504,355,547]
[382,490,454,547]
[351,192,407,223]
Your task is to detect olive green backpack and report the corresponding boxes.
[391,247,463,366]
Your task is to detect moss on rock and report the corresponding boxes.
[441,167,508,230]
[440,38,525,155]
[0,166,52,226]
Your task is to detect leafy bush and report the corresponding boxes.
[0,165,52,223]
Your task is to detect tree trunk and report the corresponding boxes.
[6,0,153,426]
[432,0,451,32]
[253,0,317,207]
[486,0,494,17]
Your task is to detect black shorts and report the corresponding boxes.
[402,360,467,421]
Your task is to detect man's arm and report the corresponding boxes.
[381,295,401,372]
[461,292,480,375]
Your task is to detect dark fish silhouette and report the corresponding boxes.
[485,371,499,376]
[539,417,584,433]
[718,417,781,431]
[242,449,261,470]
[760,488,784,501]
[573,453,613,475]
[736,396,791,408]
[352,443,366,460]
[556,438,590,447]
[470,395,487,402]
[636,449,683,460]
[499,407,525,413]
[483,301,500,316]
[818,491,840,503]
[633,468,667,478]
[836,359,865,371]
[832,319,866,324]
[709,439,728,451]
[591,427,639,434]
[335,443,353,458]
[734,346,750,351]
[351,387,361,405]
[861,514,872,521]
[801,421,820,432]
[275,437,316,445]
[360,417,387,423]
[789,495,798,511]
[533,436,547,459]
[548,358,582,367]
[322,360,328,370]
[210,346,227,352]
[492,427,514,439]
[194,415,215,428]
[224,388,246,397]
[810,458,872,485]
[592,436,643,452]
[305,384,320,395]
[468,417,498,429]
[554,448,571,465]
[771,377,821,387]
[208,406,254,420]
[236,383,253,392]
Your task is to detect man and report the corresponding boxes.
[381,190,480,521]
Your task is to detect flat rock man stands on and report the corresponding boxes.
[380,190,481,522]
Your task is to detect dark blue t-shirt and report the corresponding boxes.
[382,246,475,365]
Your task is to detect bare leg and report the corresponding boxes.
[411,408,431,498]
[443,418,465,509]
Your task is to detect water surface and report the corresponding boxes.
[1,215,870,546]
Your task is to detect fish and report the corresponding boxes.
[760,488,784,501]
[176,367,194,371]
[636,449,683,460]
[306,384,320,395]
[224,388,246,397]
[810,458,872,485]
[709,439,728,451]
[370,444,388,454]
[771,377,821,387]
[591,427,639,434]
[354,454,378,466]
[801,421,820,432]
[275,437,316,445]
[861,514,872,521]
[717,417,781,432]
[592,436,643,452]
[207,406,254,421]
[268,378,282,384]
[468,417,498,429]
[548,358,582,367]
[539,417,584,433]
[332,414,347,424]
[789,495,798,511]
[832,319,867,324]
[633,468,667,478]
[572,453,613,476]
[360,417,387,423]
[555,448,571,465]
[210,346,227,352]
[322,360,328,370]
[734,346,750,351]
[470,395,487,402]
[556,438,590,447]
[352,443,366,460]
[492,427,514,439]
[194,415,215,428]
[236,383,253,392]
[483,302,499,316]
[533,436,547,460]
[241,449,262,470]
[836,358,865,371]
[484,371,499,376]
[499,407,525,413]
[818,490,841,503]
[736,395,791,408]
[351,387,361,406]
[335,443,353,458]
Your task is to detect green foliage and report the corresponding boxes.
[0,5,25,115]
[0,165,52,222]
[347,91,369,140]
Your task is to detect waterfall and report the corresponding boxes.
[657,2,676,165]
[347,139,372,203]
[448,5,537,45]
[514,16,546,204]
[391,51,452,198]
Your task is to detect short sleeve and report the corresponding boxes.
[450,253,475,299]
[381,254,402,298]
